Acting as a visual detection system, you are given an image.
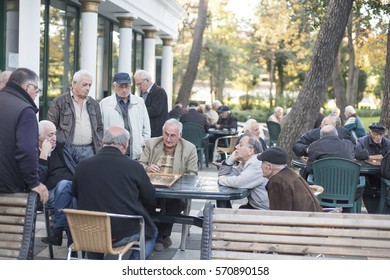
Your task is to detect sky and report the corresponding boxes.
[227,0,258,20]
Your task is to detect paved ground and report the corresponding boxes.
[33,164,244,260]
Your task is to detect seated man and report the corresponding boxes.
[268,106,284,123]
[139,118,198,251]
[38,120,84,246]
[258,147,323,212]
[293,116,355,158]
[179,100,209,132]
[72,126,157,260]
[242,119,268,151]
[355,122,390,213]
[218,134,269,210]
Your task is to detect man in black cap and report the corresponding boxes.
[99,72,151,160]
[258,147,323,212]
[212,105,238,131]
[356,122,390,213]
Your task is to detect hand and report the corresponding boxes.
[32,183,49,204]
[228,150,238,162]
[146,164,161,173]
[40,139,54,159]
[215,124,221,129]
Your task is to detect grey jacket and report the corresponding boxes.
[218,154,269,209]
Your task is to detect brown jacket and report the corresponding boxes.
[267,167,322,212]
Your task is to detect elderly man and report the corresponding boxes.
[100,72,150,160]
[344,105,366,139]
[0,68,48,203]
[0,70,12,90]
[268,106,284,123]
[293,116,355,158]
[356,122,390,213]
[242,119,267,151]
[73,126,157,260]
[48,70,103,158]
[212,105,238,130]
[139,118,198,251]
[218,134,269,210]
[258,147,322,212]
[134,69,168,137]
[179,100,209,132]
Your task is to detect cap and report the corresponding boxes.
[113,72,131,84]
[188,101,200,107]
[257,146,288,165]
[369,122,385,134]
[217,105,230,113]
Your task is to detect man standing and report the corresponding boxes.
[139,119,198,251]
[0,68,48,203]
[72,126,157,260]
[100,72,150,160]
[356,122,390,213]
[218,134,269,210]
[258,147,322,212]
[48,70,103,158]
[134,69,168,137]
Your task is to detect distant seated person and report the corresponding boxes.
[343,105,366,139]
[268,106,284,123]
[168,101,184,120]
[355,122,390,213]
[293,116,355,158]
[241,119,267,151]
[139,118,198,251]
[210,105,238,131]
[179,100,209,132]
[204,103,219,125]
[258,147,323,212]
[218,134,269,210]
[72,126,157,260]
[305,125,365,185]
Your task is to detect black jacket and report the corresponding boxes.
[180,108,209,132]
[355,135,390,160]
[72,146,156,240]
[143,83,168,137]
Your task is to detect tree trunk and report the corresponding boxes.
[176,0,209,107]
[278,0,354,164]
[346,11,360,107]
[332,53,347,118]
[381,20,390,135]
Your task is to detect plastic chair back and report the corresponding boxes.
[64,209,145,260]
[213,135,239,162]
[312,157,363,212]
[182,122,209,168]
[266,121,281,146]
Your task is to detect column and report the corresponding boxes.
[161,38,174,111]
[143,29,157,81]
[79,0,100,98]
[18,0,40,110]
[118,16,134,74]
[5,0,19,70]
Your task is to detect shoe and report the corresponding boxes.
[154,242,164,252]
[162,236,172,248]
[41,227,63,246]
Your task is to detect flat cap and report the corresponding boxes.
[369,122,385,134]
[257,146,288,165]
[113,72,131,84]
[217,105,230,113]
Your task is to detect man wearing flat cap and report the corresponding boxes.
[356,122,390,213]
[99,72,151,160]
[258,147,322,212]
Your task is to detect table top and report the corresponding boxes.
[208,128,238,136]
[291,157,380,175]
[154,174,249,200]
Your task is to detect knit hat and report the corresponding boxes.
[257,146,288,165]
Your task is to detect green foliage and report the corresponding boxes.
[356,109,381,117]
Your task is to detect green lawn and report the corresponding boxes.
[361,116,380,131]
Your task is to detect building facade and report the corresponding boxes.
[0,0,185,117]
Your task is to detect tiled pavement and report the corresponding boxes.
[33,164,246,260]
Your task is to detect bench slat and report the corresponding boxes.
[0,195,28,207]
[0,215,25,225]
[0,248,20,258]
[0,233,23,242]
[211,250,335,260]
[0,224,24,234]
[0,206,26,216]
[212,240,390,259]
[0,240,22,250]
[213,223,390,240]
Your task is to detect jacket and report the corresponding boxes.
[0,83,40,192]
[139,137,198,175]
[355,135,390,160]
[99,94,151,160]
[218,154,269,209]
[267,167,323,212]
[47,92,103,153]
[143,84,168,137]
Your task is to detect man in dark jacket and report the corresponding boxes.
[48,70,103,158]
[179,100,209,132]
[0,68,48,204]
[134,69,168,137]
[72,126,157,260]
[258,147,323,212]
[38,120,85,246]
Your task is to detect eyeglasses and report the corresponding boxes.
[135,79,146,87]
[28,84,42,96]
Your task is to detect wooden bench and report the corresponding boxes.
[0,192,39,259]
[200,202,390,260]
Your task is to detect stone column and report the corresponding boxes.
[79,0,100,98]
[161,38,174,110]
[5,0,19,70]
[143,29,156,81]
[118,16,134,74]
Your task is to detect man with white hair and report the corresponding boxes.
[268,106,284,123]
[242,119,267,151]
[0,70,12,90]
[344,105,366,139]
